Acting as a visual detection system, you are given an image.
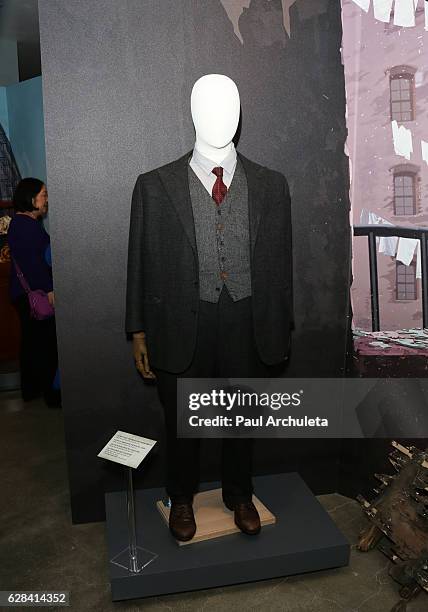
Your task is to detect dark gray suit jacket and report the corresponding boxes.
[125,150,294,373]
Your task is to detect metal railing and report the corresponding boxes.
[353,224,428,331]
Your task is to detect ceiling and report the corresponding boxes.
[0,0,41,83]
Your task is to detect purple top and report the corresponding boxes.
[8,214,53,301]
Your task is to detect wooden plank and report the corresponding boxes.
[392,440,428,468]
[156,488,276,546]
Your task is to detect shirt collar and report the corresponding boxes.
[191,143,237,178]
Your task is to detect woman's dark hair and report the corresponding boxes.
[13,178,45,212]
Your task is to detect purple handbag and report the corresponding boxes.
[13,258,55,320]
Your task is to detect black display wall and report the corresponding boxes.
[38,0,351,523]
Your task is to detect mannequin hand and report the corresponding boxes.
[133,332,156,379]
[48,291,55,307]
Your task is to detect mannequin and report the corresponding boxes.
[126,74,294,541]
[132,74,241,380]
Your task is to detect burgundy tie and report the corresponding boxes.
[212,167,227,205]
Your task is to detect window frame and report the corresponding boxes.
[395,260,417,301]
[393,171,417,216]
[389,66,416,122]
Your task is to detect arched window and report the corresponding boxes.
[389,65,416,122]
[391,164,419,216]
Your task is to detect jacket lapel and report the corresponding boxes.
[238,152,266,257]
[157,149,266,259]
[157,150,197,254]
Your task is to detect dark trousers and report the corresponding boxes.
[14,294,59,406]
[153,285,275,507]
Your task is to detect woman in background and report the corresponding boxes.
[8,178,60,407]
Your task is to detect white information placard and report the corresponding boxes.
[98,430,156,469]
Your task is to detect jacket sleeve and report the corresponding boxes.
[283,175,295,331]
[125,175,145,334]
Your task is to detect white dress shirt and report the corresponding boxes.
[189,144,237,195]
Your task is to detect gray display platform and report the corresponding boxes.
[105,472,350,601]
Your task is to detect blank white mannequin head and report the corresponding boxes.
[191,74,240,163]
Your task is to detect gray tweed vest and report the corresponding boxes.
[188,157,252,303]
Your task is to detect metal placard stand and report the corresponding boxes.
[98,431,158,574]
[110,466,158,573]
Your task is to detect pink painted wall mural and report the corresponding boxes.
[341,0,428,331]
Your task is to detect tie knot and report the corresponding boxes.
[212,166,223,178]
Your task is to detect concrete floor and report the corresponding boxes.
[1,389,427,612]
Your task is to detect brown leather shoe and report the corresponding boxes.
[169,502,196,541]
[228,501,261,535]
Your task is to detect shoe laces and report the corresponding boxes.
[173,503,194,521]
